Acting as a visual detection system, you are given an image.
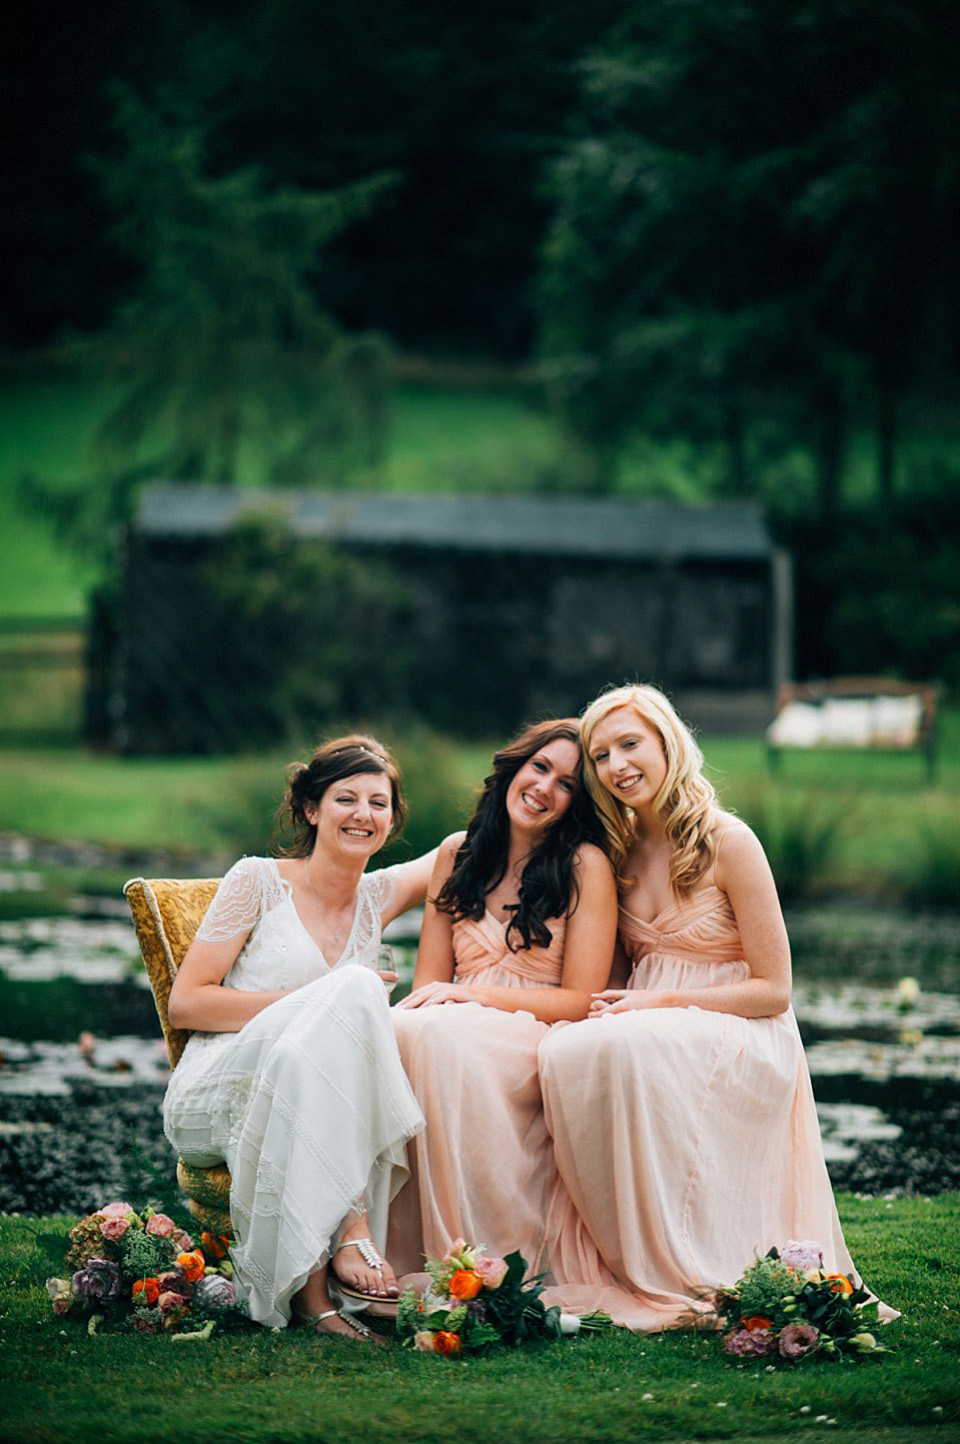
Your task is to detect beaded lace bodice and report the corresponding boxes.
[176,856,396,1070]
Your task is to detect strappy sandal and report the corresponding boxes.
[291,1305,381,1342]
[331,1236,399,1314]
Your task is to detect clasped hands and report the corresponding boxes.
[588,988,669,1017]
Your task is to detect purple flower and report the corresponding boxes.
[71,1258,122,1304]
[193,1274,237,1310]
[778,1321,821,1360]
[724,1326,778,1358]
[779,1240,824,1271]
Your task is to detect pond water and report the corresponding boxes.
[0,886,957,1214]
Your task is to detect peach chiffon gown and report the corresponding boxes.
[539,886,892,1330]
[388,909,567,1276]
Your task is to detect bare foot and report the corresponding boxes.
[332,1216,399,1299]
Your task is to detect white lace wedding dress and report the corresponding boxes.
[162,856,425,1327]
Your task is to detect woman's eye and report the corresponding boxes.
[559,779,574,793]
[532,760,546,772]
[593,751,608,764]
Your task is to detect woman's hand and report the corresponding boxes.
[588,988,673,1017]
[398,980,477,1009]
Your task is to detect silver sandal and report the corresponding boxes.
[291,1305,378,1341]
[331,1236,399,1310]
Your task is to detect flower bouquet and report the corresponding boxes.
[396,1239,610,1356]
[714,1240,889,1363]
[46,1201,247,1339]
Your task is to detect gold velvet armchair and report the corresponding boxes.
[124,876,232,1235]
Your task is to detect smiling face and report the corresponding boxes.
[586,705,668,817]
[306,770,394,859]
[504,736,581,841]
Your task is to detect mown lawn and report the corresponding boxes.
[0,705,956,901]
[1,1196,956,1444]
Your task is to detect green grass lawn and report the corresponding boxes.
[0,709,956,903]
[1,1196,956,1444]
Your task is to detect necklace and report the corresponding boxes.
[302,861,352,943]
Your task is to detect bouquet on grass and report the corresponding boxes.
[46,1200,248,1339]
[396,1238,611,1355]
[713,1240,889,1363]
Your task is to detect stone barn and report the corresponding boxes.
[101,483,792,753]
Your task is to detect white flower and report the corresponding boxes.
[895,976,920,1007]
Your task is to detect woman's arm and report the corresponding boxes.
[396,834,464,999]
[381,844,441,925]
[404,843,619,1024]
[591,821,791,1020]
[168,931,286,1032]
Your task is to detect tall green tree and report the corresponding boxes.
[537,0,960,508]
[33,88,396,558]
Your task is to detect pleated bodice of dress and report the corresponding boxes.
[621,884,754,989]
[452,908,567,990]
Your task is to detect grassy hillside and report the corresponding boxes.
[0,369,555,618]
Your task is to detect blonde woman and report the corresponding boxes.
[540,684,892,1331]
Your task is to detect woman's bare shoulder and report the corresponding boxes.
[711,811,771,880]
[573,840,614,877]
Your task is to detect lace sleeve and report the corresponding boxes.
[194,857,269,943]
[372,865,398,919]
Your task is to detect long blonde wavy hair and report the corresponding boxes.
[580,684,718,894]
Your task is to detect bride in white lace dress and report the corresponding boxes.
[163,735,434,1341]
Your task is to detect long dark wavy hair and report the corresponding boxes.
[277,733,406,857]
[433,719,605,952]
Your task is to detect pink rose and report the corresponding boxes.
[778,1322,820,1360]
[99,1215,131,1241]
[780,1239,824,1271]
[98,1201,135,1218]
[172,1229,195,1252]
[158,1289,190,1317]
[476,1256,508,1290]
[145,1213,176,1238]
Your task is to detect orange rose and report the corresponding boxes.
[824,1273,854,1296]
[433,1330,462,1356]
[176,1250,207,1283]
[201,1231,230,1261]
[742,1315,772,1332]
[448,1268,483,1302]
[131,1276,160,1306]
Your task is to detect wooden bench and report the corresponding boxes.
[766,677,939,783]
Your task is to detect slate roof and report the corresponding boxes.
[134,482,775,561]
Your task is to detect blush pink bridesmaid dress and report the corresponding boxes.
[388,910,567,1277]
[539,887,894,1330]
